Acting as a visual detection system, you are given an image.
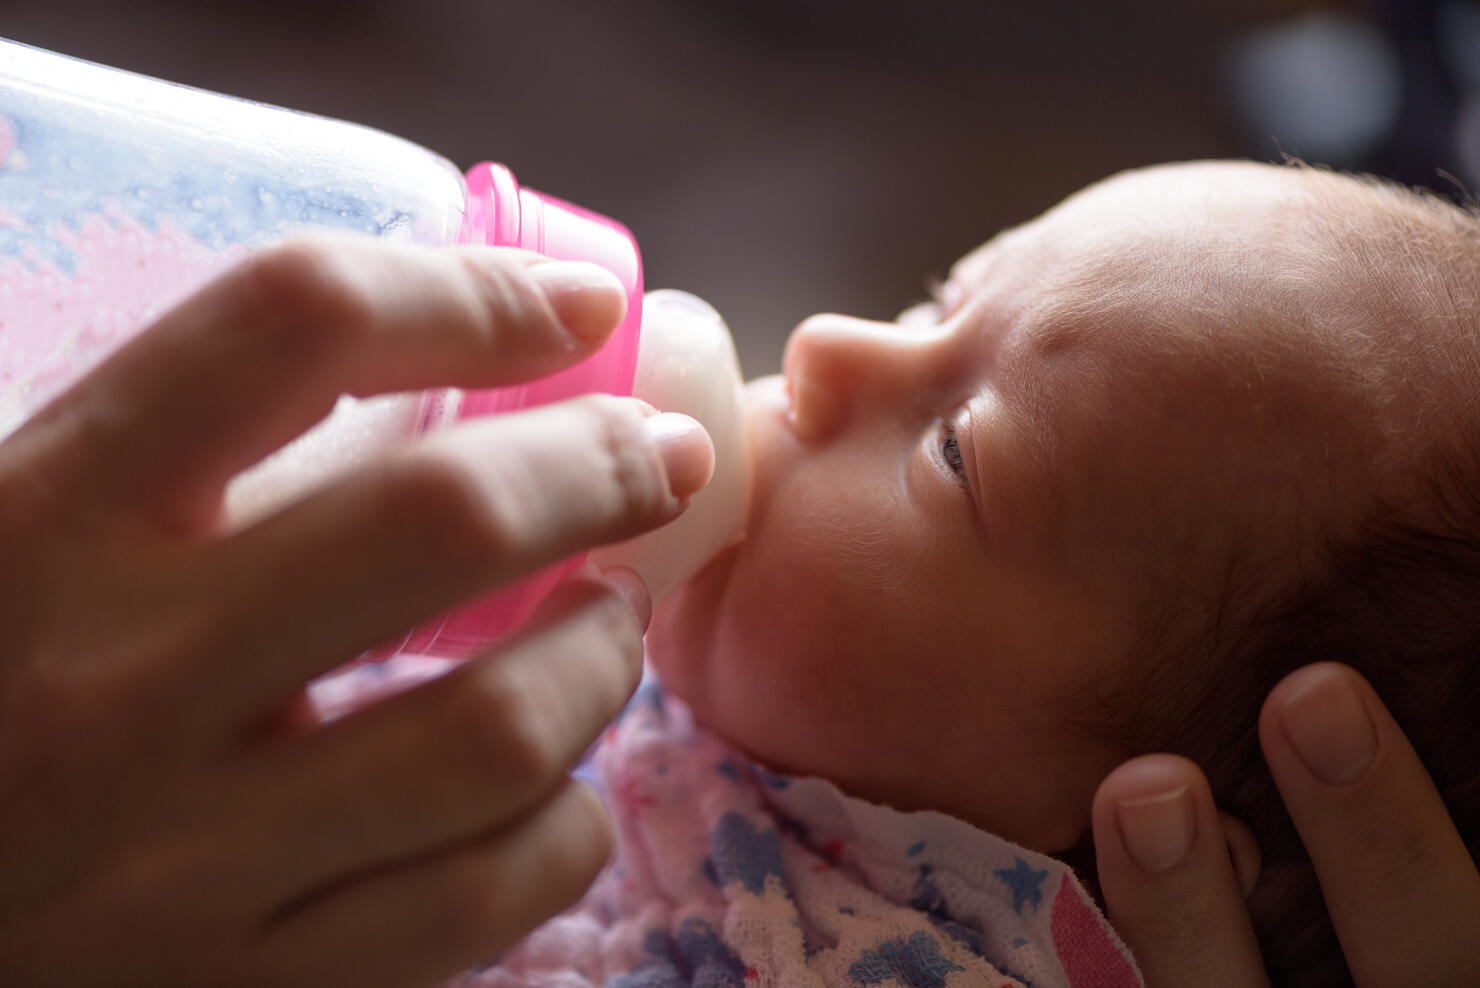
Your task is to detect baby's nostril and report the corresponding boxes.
[785,370,849,443]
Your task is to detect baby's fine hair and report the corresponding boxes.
[1089,166,1480,986]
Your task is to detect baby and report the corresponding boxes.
[455,160,1480,986]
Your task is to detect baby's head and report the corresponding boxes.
[646,160,1480,981]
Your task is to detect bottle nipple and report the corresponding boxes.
[590,289,751,602]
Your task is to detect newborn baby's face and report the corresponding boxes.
[647,162,1407,851]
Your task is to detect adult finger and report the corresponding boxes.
[186,396,709,726]
[253,778,613,988]
[1260,663,1480,988]
[233,566,645,903]
[13,236,627,529]
[1093,754,1270,988]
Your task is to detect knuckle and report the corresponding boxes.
[1120,900,1223,971]
[451,666,563,786]
[369,455,513,574]
[1145,902,1221,953]
[444,791,612,956]
[432,791,615,960]
[577,395,669,522]
[1109,872,1226,960]
[455,252,557,344]
[1351,817,1443,900]
[237,239,373,353]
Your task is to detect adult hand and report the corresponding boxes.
[1091,662,1480,987]
[0,238,713,986]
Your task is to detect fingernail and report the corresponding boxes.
[1277,667,1377,786]
[599,565,652,630]
[530,261,627,342]
[1116,786,1195,873]
[642,412,714,500]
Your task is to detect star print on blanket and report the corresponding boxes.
[453,680,1143,988]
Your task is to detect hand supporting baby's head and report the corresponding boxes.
[646,160,1480,982]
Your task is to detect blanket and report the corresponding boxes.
[452,678,1143,988]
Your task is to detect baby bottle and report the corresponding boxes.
[385,288,752,658]
[0,38,749,658]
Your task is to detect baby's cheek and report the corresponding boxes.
[640,574,721,713]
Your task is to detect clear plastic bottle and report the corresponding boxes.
[0,39,747,659]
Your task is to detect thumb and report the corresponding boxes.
[1092,754,1270,988]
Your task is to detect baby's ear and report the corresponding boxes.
[1217,809,1262,899]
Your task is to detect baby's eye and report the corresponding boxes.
[939,421,971,492]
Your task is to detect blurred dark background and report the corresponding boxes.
[5,0,1478,374]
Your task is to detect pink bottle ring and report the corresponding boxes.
[389,163,643,659]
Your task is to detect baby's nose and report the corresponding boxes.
[783,313,929,442]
